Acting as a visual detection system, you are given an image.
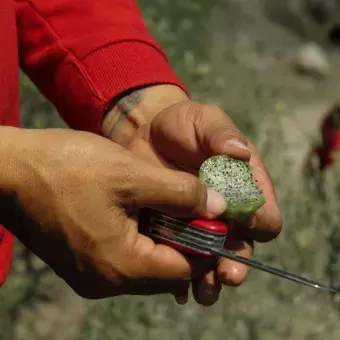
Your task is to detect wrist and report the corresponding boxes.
[100,84,189,147]
[0,126,26,190]
[0,127,57,225]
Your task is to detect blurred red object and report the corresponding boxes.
[313,104,340,170]
[0,228,14,286]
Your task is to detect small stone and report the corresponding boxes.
[292,42,330,79]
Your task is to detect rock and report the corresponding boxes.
[292,42,330,78]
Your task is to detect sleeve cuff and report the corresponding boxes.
[67,41,188,134]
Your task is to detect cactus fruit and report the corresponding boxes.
[199,155,266,220]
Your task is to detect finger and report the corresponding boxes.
[191,102,250,159]
[217,237,253,287]
[109,214,215,280]
[56,241,194,299]
[65,270,191,299]
[125,161,227,219]
[149,101,250,169]
[173,281,190,305]
[240,143,282,242]
[119,230,215,280]
[103,156,226,282]
[119,278,190,297]
[192,270,221,306]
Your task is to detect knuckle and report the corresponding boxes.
[220,122,247,141]
[193,103,248,148]
[205,103,221,113]
[184,101,205,120]
[207,122,248,150]
[177,173,206,211]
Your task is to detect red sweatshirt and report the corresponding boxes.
[0,0,185,285]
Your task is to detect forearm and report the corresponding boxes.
[0,126,25,192]
[0,126,26,224]
[0,125,37,285]
[101,84,189,146]
[17,0,187,134]
[0,126,51,226]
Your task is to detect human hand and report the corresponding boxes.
[102,87,282,306]
[0,127,227,298]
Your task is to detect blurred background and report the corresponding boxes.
[2,0,340,339]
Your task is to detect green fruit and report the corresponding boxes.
[199,155,266,220]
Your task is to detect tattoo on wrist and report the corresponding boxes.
[101,84,188,144]
[117,88,146,114]
[102,88,147,140]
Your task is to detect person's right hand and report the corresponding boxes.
[0,127,226,299]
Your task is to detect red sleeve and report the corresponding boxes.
[0,227,14,286]
[15,0,187,133]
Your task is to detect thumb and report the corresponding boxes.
[149,101,251,169]
[111,161,225,280]
[191,102,251,160]
[131,164,226,219]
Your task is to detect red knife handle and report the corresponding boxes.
[140,209,229,257]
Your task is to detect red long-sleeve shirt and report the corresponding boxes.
[0,0,185,285]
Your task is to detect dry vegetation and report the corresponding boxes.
[1,1,340,339]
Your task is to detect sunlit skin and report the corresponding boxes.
[103,85,282,306]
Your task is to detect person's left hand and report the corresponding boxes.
[101,87,282,306]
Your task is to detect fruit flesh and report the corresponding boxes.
[199,155,266,220]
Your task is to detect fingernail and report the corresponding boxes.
[226,139,249,152]
[174,293,188,305]
[206,187,226,216]
[203,285,217,297]
[197,285,219,306]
